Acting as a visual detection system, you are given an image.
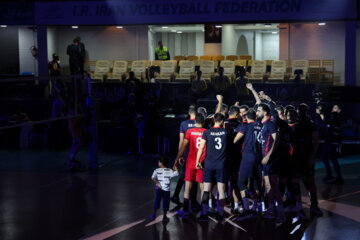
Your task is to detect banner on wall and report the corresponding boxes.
[34,0,358,25]
[205,24,222,43]
[0,2,34,25]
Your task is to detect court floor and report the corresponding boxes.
[0,150,359,240]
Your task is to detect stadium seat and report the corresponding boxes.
[269,60,286,82]
[177,60,195,81]
[86,60,97,74]
[226,55,238,61]
[240,55,252,61]
[212,55,225,68]
[200,55,212,61]
[220,60,235,83]
[321,59,335,83]
[174,55,186,61]
[108,60,128,81]
[291,60,309,82]
[308,60,321,82]
[131,60,147,81]
[156,60,176,81]
[91,60,111,82]
[187,55,199,61]
[247,60,266,82]
[200,60,215,81]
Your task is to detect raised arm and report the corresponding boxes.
[246,83,261,105]
[215,95,223,114]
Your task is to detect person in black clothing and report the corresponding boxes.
[224,106,242,214]
[67,38,82,75]
[322,104,343,184]
[75,36,86,73]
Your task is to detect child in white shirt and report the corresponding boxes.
[151,156,179,224]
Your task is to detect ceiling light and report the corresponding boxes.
[162,26,168,29]
[0,25,7,28]
[318,22,326,26]
[71,26,79,29]
[215,25,222,28]
[272,31,278,34]
[202,29,205,32]
[265,24,271,27]
[177,31,182,34]
[171,30,177,32]
[116,26,123,29]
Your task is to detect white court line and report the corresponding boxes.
[83,219,146,240]
[145,211,178,227]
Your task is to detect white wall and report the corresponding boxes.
[255,32,263,60]
[18,27,38,75]
[195,32,204,56]
[47,27,57,61]
[148,29,155,61]
[155,32,204,58]
[55,26,148,74]
[262,33,279,60]
[288,22,345,85]
[222,25,236,56]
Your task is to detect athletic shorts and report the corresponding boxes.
[203,168,227,183]
[239,152,260,179]
[184,167,203,183]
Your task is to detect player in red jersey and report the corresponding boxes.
[174,113,207,219]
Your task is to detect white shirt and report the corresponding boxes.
[151,168,179,191]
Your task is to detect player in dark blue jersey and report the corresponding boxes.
[224,105,242,214]
[171,105,197,206]
[256,103,286,221]
[234,108,262,218]
[196,113,228,222]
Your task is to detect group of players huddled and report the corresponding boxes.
[152,83,324,225]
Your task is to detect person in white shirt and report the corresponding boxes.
[151,156,179,224]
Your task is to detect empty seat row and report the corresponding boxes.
[87,59,334,83]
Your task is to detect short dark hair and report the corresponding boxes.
[239,105,249,111]
[197,107,207,117]
[287,109,298,118]
[188,105,197,115]
[129,71,135,78]
[159,155,169,167]
[246,108,256,120]
[298,103,309,116]
[73,38,79,43]
[195,113,205,124]
[228,106,240,116]
[275,105,284,115]
[214,113,225,123]
[258,103,271,115]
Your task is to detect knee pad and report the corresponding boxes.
[292,182,300,195]
[202,191,210,204]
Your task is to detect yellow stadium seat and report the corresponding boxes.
[247,60,266,82]
[108,60,128,81]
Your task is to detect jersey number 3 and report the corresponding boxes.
[215,137,222,150]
